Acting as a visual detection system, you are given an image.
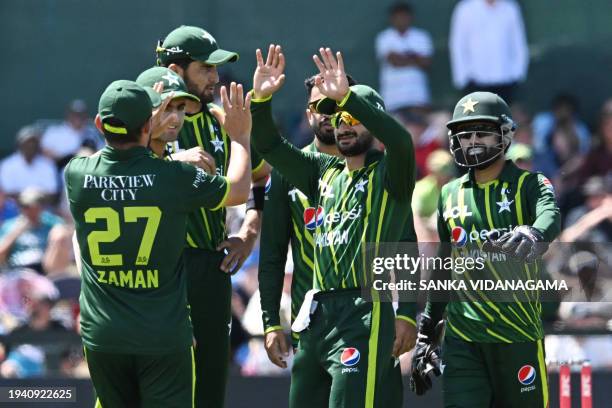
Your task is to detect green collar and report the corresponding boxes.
[460,160,523,186]
[101,145,149,161]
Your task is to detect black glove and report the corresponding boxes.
[410,315,442,396]
[483,225,547,263]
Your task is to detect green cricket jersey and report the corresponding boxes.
[431,160,561,343]
[65,146,229,354]
[170,103,264,250]
[252,91,417,320]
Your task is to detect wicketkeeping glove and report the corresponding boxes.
[410,314,443,396]
[483,225,548,263]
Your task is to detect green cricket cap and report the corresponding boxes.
[98,80,161,135]
[314,84,386,115]
[136,67,201,113]
[156,26,238,66]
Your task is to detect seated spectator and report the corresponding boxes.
[0,188,18,226]
[0,285,77,376]
[412,150,455,242]
[0,344,45,378]
[0,188,64,274]
[41,99,102,168]
[0,126,59,198]
[532,94,591,181]
[375,2,433,114]
[561,177,612,243]
[397,112,440,178]
[577,99,612,182]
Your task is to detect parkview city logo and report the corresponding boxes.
[304,206,324,230]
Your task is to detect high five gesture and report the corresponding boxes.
[253,44,286,100]
[312,48,350,101]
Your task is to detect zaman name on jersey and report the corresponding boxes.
[97,269,159,289]
[83,174,156,201]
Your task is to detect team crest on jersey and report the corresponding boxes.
[304,206,324,230]
[451,226,468,247]
[517,365,536,386]
[264,176,272,194]
[340,348,360,366]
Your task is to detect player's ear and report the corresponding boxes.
[94,114,104,134]
[168,63,184,78]
[305,108,313,122]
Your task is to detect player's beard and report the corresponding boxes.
[183,72,214,105]
[336,129,374,157]
[312,116,335,145]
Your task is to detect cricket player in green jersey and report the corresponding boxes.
[66,79,253,407]
[251,45,417,408]
[411,92,561,407]
[259,74,356,363]
[156,25,270,407]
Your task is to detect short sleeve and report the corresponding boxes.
[176,163,230,212]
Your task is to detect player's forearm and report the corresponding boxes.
[225,140,251,206]
[258,232,290,330]
[238,207,261,241]
[251,98,319,196]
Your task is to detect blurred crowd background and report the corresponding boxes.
[0,0,611,380]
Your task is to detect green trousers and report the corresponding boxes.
[85,347,194,408]
[289,290,402,408]
[442,335,549,408]
[184,248,232,408]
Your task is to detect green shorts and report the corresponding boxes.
[442,335,549,408]
[84,347,194,408]
[289,290,402,408]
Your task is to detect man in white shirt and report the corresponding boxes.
[449,0,528,103]
[376,3,433,114]
[41,99,102,168]
[0,126,59,197]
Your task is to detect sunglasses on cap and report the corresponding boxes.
[331,111,361,128]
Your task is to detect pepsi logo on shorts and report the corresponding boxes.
[517,365,536,385]
[340,348,360,367]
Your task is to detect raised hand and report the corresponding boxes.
[211,82,252,144]
[252,44,286,100]
[312,48,350,101]
[150,81,175,140]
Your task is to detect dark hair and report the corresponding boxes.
[160,56,193,71]
[389,2,413,16]
[101,117,146,145]
[304,74,357,101]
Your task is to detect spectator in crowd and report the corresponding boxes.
[0,126,59,198]
[546,251,612,369]
[0,189,18,226]
[375,2,433,114]
[532,93,591,182]
[397,112,440,178]
[506,142,533,170]
[0,188,64,274]
[412,149,455,242]
[40,99,102,168]
[0,282,78,376]
[449,0,528,103]
[560,176,612,243]
[577,99,612,182]
[0,344,45,378]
